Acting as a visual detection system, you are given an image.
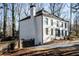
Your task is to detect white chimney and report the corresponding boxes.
[30,3,36,16]
[30,3,37,40]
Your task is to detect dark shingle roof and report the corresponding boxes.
[20,16,31,21]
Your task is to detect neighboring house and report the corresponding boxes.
[19,4,69,46]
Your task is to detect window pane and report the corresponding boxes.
[65,31,67,36]
[65,23,67,28]
[61,22,63,27]
[55,29,60,37]
[62,30,64,36]
[51,20,53,26]
[51,28,53,35]
[57,21,59,27]
[58,30,60,37]
[46,28,48,35]
[46,18,48,25]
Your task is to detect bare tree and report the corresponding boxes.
[22,4,30,16]
[49,3,55,15]
[12,3,16,37]
[3,3,8,39]
[15,3,23,48]
[70,3,79,36]
[0,7,3,35]
[36,3,44,11]
[49,3,65,17]
[73,12,79,36]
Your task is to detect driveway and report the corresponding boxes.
[1,39,79,56]
[31,39,79,49]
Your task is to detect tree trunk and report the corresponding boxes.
[76,19,78,36]
[18,14,20,48]
[3,3,7,39]
[12,3,15,38]
[69,3,72,36]
[49,3,55,15]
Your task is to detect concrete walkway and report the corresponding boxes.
[30,39,79,49]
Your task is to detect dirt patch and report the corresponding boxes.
[1,45,79,56]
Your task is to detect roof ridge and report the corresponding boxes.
[20,9,69,22]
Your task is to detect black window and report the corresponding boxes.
[65,31,67,36]
[61,22,63,27]
[46,28,48,35]
[46,18,48,25]
[51,28,53,35]
[65,22,67,28]
[55,29,60,37]
[57,21,59,27]
[62,30,64,36]
[51,20,53,26]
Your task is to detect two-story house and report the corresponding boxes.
[19,4,69,46]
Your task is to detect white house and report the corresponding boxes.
[19,4,69,46]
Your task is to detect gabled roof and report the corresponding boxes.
[20,9,69,22]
